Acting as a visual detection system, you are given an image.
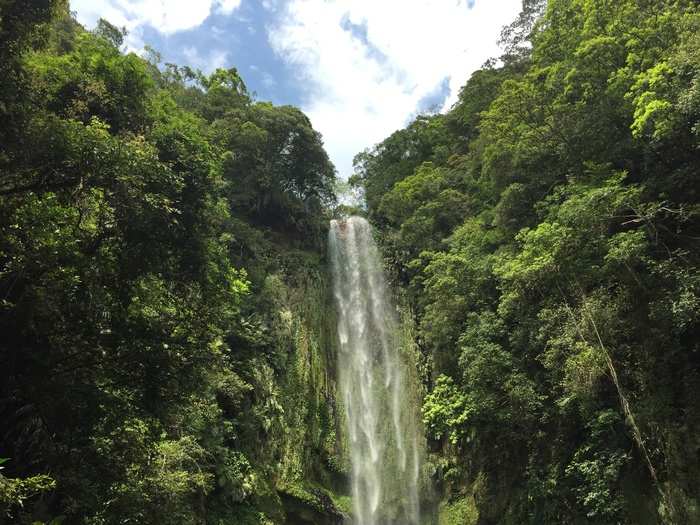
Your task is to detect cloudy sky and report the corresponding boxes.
[70,0,522,178]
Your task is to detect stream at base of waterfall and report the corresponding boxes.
[329,216,425,525]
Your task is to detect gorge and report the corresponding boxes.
[2,1,700,524]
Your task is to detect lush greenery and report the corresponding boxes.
[4,1,700,524]
[0,3,345,524]
[352,0,700,523]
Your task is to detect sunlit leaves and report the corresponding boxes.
[422,375,472,444]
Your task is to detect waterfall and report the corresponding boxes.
[329,216,423,525]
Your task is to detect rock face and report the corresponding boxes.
[279,486,348,525]
[218,221,434,524]
[245,265,352,524]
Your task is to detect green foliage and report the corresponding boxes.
[0,7,343,525]
[356,0,700,523]
[351,114,451,217]
[423,376,471,444]
[26,30,154,131]
[0,459,56,519]
[216,102,336,242]
[565,410,629,521]
[438,496,478,525]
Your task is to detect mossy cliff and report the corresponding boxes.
[223,247,351,525]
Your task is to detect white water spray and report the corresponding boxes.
[329,216,423,525]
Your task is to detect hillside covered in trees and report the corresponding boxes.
[1,2,348,524]
[351,0,700,523]
[2,0,700,524]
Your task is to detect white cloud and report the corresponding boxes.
[71,0,242,35]
[182,46,229,73]
[250,65,277,90]
[260,70,276,88]
[215,0,242,15]
[261,0,281,13]
[267,0,522,179]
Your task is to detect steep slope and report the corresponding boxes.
[0,4,348,524]
[352,1,700,523]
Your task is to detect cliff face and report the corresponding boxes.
[266,268,350,523]
[229,258,351,525]
[256,236,436,525]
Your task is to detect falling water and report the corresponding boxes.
[329,216,423,525]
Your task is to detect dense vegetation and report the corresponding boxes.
[0,2,347,524]
[352,0,700,523]
[4,0,700,524]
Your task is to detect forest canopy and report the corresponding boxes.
[352,0,700,523]
[1,2,339,523]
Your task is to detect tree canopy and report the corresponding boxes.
[354,0,700,523]
[0,3,340,523]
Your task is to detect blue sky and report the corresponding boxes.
[71,0,522,178]
[127,2,306,106]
